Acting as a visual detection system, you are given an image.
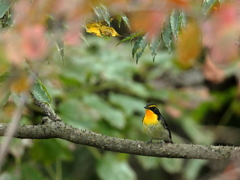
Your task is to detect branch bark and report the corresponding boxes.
[0,118,239,160]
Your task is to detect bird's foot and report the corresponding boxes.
[164,140,174,144]
[146,139,153,144]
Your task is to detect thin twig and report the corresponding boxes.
[0,92,28,172]
[30,92,61,121]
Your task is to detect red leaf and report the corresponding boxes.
[129,10,165,38]
[21,24,48,60]
[202,2,240,64]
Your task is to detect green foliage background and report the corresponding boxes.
[1,0,240,179]
[2,34,238,180]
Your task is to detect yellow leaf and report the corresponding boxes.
[86,21,121,37]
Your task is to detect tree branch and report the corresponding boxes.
[31,93,61,121]
[0,118,239,160]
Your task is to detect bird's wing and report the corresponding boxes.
[159,115,172,139]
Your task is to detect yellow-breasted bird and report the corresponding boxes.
[142,103,173,143]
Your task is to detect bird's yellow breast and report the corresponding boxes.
[143,109,159,125]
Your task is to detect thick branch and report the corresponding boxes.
[0,120,239,160]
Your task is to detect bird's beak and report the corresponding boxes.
[144,106,147,109]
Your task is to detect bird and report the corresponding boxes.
[142,103,173,143]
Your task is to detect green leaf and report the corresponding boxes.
[0,172,19,180]
[0,72,10,107]
[47,17,65,62]
[9,139,26,161]
[55,37,64,62]
[184,160,207,180]
[11,92,21,106]
[201,0,219,16]
[181,117,214,144]
[121,14,131,29]
[58,99,83,125]
[117,31,144,46]
[97,153,136,180]
[0,71,9,83]
[83,95,125,129]
[148,89,170,102]
[116,14,130,29]
[0,91,10,107]
[109,93,145,116]
[93,5,111,26]
[31,79,52,105]
[162,24,172,53]
[137,156,160,170]
[170,10,180,38]
[149,35,161,62]
[0,0,11,18]
[179,10,187,29]
[116,15,122,28]
[79,33,89,46]
[26,63,53,111]
[59,99,96,129]
[132,35,148,64]
[125,81,149,98]
[30,139,72,165]
[21,164,46,180]
[161,158,184,174]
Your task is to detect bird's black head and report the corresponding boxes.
[144,103,161,115]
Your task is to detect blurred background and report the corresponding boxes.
[1,0,240,180]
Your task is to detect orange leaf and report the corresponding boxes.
[202,56,225,83]
[165,105,182,118]
[167,0,189,8]
[176,20,202,69]
[128,11,165,38]
[10,72,32,93]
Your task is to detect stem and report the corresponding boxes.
[0,92,28,173]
